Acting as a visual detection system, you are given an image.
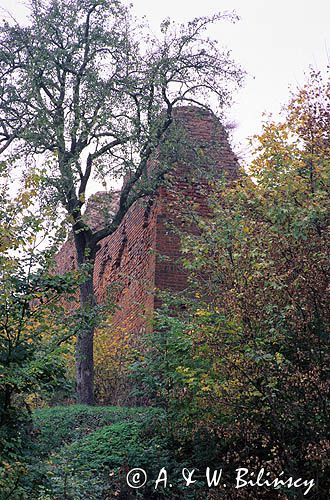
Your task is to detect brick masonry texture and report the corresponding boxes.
[54,106,239,336]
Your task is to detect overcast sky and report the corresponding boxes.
[132,0,330,160]
[1,0,329,163]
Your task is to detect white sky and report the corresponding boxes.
[132,0,330,161]
[1,0,329,164]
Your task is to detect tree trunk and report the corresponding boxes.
[74,232,97,405]
[75,274,96,404]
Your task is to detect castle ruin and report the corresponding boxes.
[55,106,239,341]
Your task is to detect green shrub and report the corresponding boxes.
[32,404,160,456]
[29,404,207,499]
[26,404,201,499]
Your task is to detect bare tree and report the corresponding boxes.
[0,0,243,404]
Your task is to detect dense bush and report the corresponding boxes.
[132,72,330,499]
[0,165,83,498]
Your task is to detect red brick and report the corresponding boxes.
[54,106,239,336]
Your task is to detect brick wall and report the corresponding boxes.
[154,107,239,307]
[55,106,239,336]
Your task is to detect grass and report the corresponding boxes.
[32,404,162,457]
[27,404,170,499]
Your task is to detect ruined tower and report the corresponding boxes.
[55,107,239,380]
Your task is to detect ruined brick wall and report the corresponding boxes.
[54,196,158,334]
[154,107,239,305]
[93,198,158,335]
[55,106,239,336]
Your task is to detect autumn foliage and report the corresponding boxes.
[135,70,330,498]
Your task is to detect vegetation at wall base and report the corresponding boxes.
[131,69,330,499]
